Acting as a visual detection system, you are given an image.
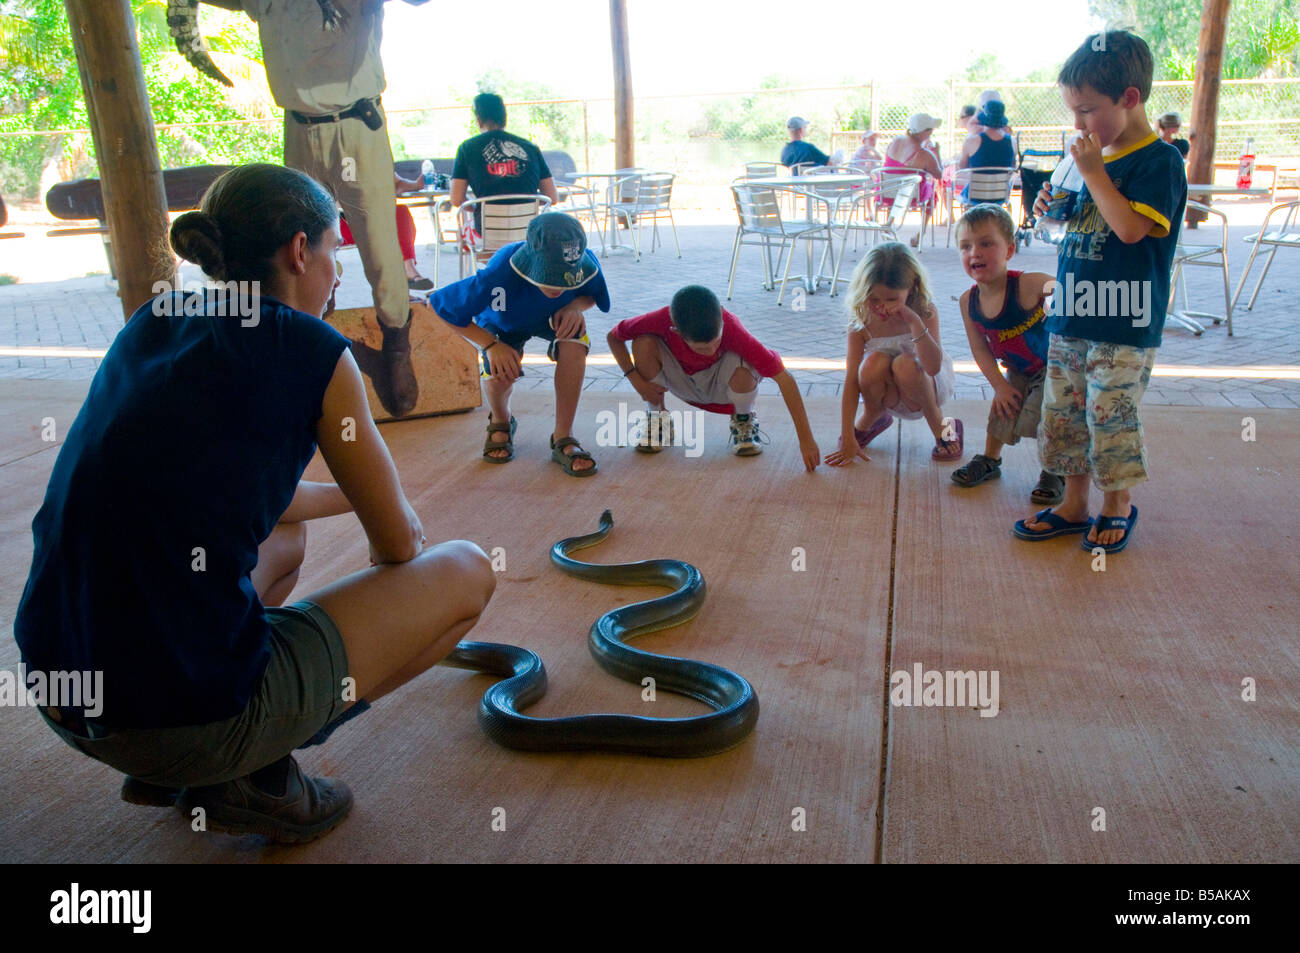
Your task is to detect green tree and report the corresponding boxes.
[1087,0,1300,78]
[1,0,279,200]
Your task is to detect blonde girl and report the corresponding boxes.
[825,242,963,466]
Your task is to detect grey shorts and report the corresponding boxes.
[39,601,352,788]
[650,339,753,409]
[986,366,1045,446]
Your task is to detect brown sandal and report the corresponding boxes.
[483,415,517,463]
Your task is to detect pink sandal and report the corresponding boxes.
[931,417,963,461]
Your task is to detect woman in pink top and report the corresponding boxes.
[883,113,944,244]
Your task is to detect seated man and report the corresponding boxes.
[451,92,560,224]
[780,116,834,170]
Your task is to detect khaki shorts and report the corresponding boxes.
[651,339,752,409]
[39,601,351,788]
[986,366,1045,446]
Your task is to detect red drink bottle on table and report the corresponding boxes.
[1236,138,1255,190]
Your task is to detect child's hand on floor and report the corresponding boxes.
[799,436,821,472]
[992,380,1023,419]
[825,432,869,467]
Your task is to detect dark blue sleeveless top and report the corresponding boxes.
[14,291,349,729]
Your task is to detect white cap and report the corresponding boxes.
[787,115,810,130]
[906,113,942,135]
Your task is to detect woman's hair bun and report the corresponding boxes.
[170,211,226,280]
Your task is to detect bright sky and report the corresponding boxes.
[380,0,1100,107]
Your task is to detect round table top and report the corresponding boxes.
[747,174,878,188]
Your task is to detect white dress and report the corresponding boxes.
[860,329,955,420]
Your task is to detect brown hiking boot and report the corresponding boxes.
[379,314,419,416]
[179,756,353,844]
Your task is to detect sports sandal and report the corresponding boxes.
[1031,470,1066,506]
[1080,505,1138,554]
[179,755,353,844]
[635,410,674,453]
[551,434,598,477]
[854,412,894,448]
[1013,508,1093,541]
[931,417,964,461]
[483,414,517,463]
[952,453,1001,487]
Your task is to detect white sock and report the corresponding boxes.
[728,388,757,415]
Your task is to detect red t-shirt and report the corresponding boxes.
[610,306,786,414]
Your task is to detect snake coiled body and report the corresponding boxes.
[442,511,759,757]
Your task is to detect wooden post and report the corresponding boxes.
[1186,0,1231,227]
[66,0,175,319]
[610,0,633,170]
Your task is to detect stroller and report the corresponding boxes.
[1015,134,1065,248]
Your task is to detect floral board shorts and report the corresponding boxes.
[1038,334,1157,491]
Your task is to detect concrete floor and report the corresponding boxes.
[1,384,1295,863]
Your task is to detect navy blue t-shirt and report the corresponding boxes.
[427,242,610,341]
[1047,134,1187,349]
[14,291,349,729]
[780,140,830,169]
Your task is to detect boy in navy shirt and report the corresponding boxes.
[1013,31,1187,553]
[428,213,609,475]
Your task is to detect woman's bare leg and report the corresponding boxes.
[303,539,495,702]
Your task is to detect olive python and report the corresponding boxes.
[441,510,759,757]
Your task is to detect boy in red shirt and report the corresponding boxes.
[607,285,820,470]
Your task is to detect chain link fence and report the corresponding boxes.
[4,80,1297,210]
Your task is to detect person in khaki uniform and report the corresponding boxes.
[206,0,428,417]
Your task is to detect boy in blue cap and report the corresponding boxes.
[428,212,610,476]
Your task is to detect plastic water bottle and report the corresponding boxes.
[421,159,435,189]
[1035,155,1084,243]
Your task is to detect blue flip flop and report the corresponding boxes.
[1013,508,1094,541]
[1080,505,1138,554]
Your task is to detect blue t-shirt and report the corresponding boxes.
[780,140,830,169]
[14,291,349,729]
[427,242,610,341]
[1047,134,1187,349]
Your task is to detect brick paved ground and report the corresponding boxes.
[2,207,1297,408]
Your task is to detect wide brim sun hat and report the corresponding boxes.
[509,212,598,290]
[976,100,1009,129]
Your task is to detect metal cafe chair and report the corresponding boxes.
[728,183,835,306]
[1168,199,1233,336]
[1232,199,1300,317]
[456,194,552,278]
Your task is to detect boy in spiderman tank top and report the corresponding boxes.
[951,206,1064,505]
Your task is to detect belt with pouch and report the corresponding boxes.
[289,97,384,131]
